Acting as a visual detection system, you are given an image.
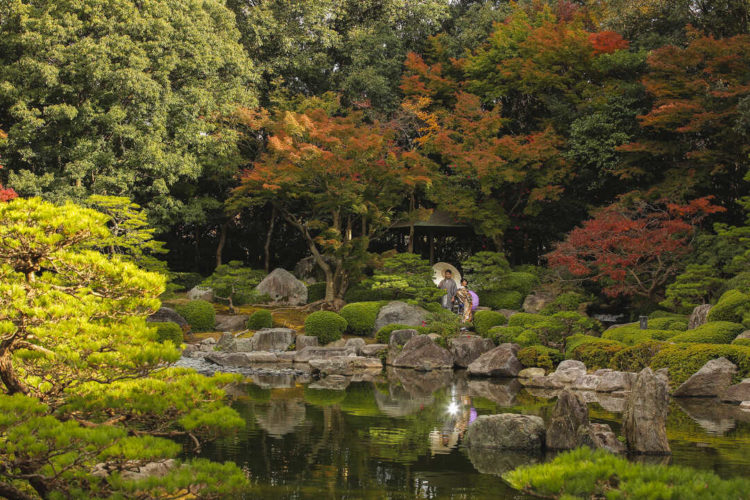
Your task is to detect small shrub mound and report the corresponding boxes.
[708,289,750,323]
[304,311,347,345]
[247,309,273,330]
[474,310,508,336]
[151,322,184,345]
[647,316,688,331]
[670,321,744,344]
[508,312,546,328]
[540,291,589,315]
[569,338,625,370]
[733,337,750,346]
[482,290,523,310]
[503,447,750,500]
[602,325,680,345]
[488,326,538,347]
[610,341,666,372]
[339,301,384,336]
[517,345,563,372]
[650,343,750,386]
[176,300,216,332]
[307,282,326,303]
[375,323,428,343]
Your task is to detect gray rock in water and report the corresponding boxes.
[595,370,636,393]
[308,356,382,376]
[392,335,454,371]
[295,335,319,351]
[518,367,546,378]
[216,332,236,351]
[345,338,367,354]
[464,414,545,451]
[230,338,254,352]
[467,343,522,378]
[187,286,213,302]
[571,374,600,391]
[206,352,251,367]
[688,304,712,330]
[553,360,587,384]
[255,268,307,306]
[547,389,590,450]
[374,301,429,333]
[721,378,750,403]
[623,367,671,454]
[468,378,522,407]
[215,314,249,332]
[294,346,355,363]
[250,328,295,352]
[147,307,189,329]
[360,344,388,357]
[579,423,626,454]
[450,334,495,368]
[674,357,737,397]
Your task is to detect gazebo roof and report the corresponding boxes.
[391,210,470,230]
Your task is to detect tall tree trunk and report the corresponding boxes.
[216,220,229,268]
[264,206,277,273]
[407,195,415,253]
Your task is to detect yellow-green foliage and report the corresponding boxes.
[488,325,538,346]
[474,310,507,336]
[610,341,666,372]
[733,337,750,346]
[176,300,216,332]
[375,323,428,343]
[708,289,750,324]
[151,322,183,345]
[650,343,750,386]
[504,447,750,499]
[540,291,590,315]
[568,338,625,370]
[247,309,273,330]
[482,290,523,310]
[517,345,563,372]
[648,316,688,331]
[508,312,547,328]
[304,311,347,344]
[339,301,384,336]
[670,321,744,344]
[602,325,680,345]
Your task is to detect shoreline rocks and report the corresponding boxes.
[256,268,307,306]
[623,367,671,454]
[674,358,737,398]
[464,414,545,451]
[467,343,522,377]
[391,335,454,371]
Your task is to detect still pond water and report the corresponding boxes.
[184,363,750,499]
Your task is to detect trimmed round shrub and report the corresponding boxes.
[474,310,508,337]
[482,290,523,310]
[602,325,680,345]
[610,341,666,372]
[670,321,744,344]
[708,289,750,323]
[339,301,384,336]
[304,311,347,345]
[733,337,750,346]
[307,282,327,303]
[650,343,750,386]
[487,325,525,345]
[176,300,215,332]
[375,323,426,344]
[540,291,589,315]
[344,285,393,303]
[564,334,603,354]
[503,271,538,296]
[648,316,688,331]
[508,312,546,328]
[569,339,625,370]
[648,310,682,319]
[247,309,273,330]
[151,321,184,345]
[517,345,564,372]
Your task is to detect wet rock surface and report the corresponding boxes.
[674,357,737,398]
[450,334,495,368]
[374,301,429,333]
[623,367,671,454]
[464,414,545,451]
[467,343,522,377]
[392,335,454,371]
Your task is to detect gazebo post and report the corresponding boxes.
[429,229,435,264]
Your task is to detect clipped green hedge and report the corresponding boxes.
[569,338,625,370]
[504,447,750,500]
[304,311,347,345]
[650,343,750,386]
[602,325,681,345]
[247,309,273,330]
[151,321,184,345]
[487,325,539,347]
[481,290,523,310]
[508,312,546,328]
[733,337,750,346]
[339,301,384,336]
[670,321,744,344]
[474,310,507,337]
[307,282,327,303]
[176,300,215,332]
[517,345,563,372]
[540,291,589,315]
[375,323,428,344]
[708,289,750,323]
[647,316,688,331]
[610,341,666,372]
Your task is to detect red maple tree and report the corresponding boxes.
[546,197,725,300]
[0,129,17,202]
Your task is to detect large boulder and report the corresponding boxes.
[216,332,236,351]
[522,292,554,314]
[295,335,319,351]
[464,414,545,451]
[249,328,296,352]
[187,286,213,302]
[519,367,546,378]
[552,360,587,384]
[389,329,418,349]
[255,268,307,306]
[360,344,388,357]
[373,301,428,333]
[294,346,356,363]
[721,379,750,403]
[467,343,522,377]
[391,335,454,371]
[673,357,738,398]
[688,303,712,330]
[206,351,278,366]
[309,356,382,376]
[594,369,636,393]
[623,367,671,454]
[214,314,249,332]
[147,307,189,330]
[450,334,495,368]
[345,338,366,354]
[546,390,590,450]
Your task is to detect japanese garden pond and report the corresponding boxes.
[179,360,750,499]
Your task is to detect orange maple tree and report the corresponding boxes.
[0,129,17,202]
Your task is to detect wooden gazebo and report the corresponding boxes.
[391,210,472,264]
